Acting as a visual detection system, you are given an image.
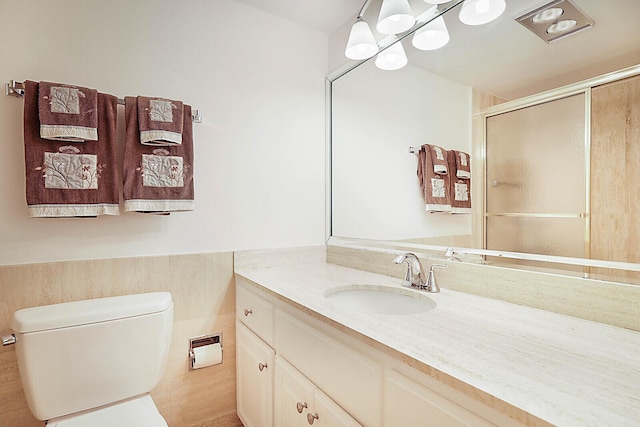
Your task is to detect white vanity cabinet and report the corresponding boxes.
[275,355,362,427]
[236,277,522,427]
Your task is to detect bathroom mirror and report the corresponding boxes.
[329,0,640,283]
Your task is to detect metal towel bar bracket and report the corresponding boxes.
[5,80,202,123]
[5,80,24,97]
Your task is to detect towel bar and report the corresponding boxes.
[5,80,202,123]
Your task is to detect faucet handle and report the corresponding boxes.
[425,264,448,293]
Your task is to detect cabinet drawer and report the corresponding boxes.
[236,278,275,345]
[275,309,382,427]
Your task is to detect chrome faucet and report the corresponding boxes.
[393,253,447,293]
[393,253,425,289]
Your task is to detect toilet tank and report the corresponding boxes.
[11,292,173,421]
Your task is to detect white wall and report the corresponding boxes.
[0,0,328,265]
[332,59,472,241]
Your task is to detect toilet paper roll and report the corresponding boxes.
[191,343,222,369]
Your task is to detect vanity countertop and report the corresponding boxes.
[235,260,640,427]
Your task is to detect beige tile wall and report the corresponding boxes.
[0,253,242,427]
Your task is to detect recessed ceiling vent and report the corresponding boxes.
[516,0,594,43]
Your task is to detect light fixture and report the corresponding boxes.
[375,41,408,70]
[344,0,508,71]
[515,0,594,43]
[412,16,450,51]
[345,19,379,60]
[376,0,415,35]
[459,0,506,26]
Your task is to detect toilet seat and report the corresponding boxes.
[46,394,167,427]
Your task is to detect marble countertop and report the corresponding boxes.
[235,261,640,427]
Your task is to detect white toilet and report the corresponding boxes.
[10,292,173,426]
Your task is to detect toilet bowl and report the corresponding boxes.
[10,293,173,425]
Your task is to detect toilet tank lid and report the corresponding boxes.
[11,292,173,334]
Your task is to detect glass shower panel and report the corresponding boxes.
[486,93,586,214]
[486,216,586,258]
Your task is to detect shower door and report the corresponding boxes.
[484,93,587,258]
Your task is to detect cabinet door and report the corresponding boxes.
[237,322,275,427]
[313,388,363,427]
[276,355,362,427]
[275,355,315,427]
[383,369,495,427]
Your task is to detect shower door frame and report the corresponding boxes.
[477,64,640,261]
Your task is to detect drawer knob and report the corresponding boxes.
[296,401,308,414]
[307,412,319,425]
[258,362,268,372]
[244,308,253,316]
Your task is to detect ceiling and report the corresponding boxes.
[234,0,640,100]
[232,0,362,34]
[405,0,640,99]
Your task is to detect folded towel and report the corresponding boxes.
[451,150,471,179]
[426,144,448,175]
[447,150,471,214]
[137,96,184,146]
[124,97,194,213]
[24,81,119,217]
[38,81,98,142]
[417,144,451,212]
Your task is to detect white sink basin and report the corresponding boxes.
[324,285,436,315]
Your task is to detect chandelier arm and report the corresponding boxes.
[357,0,374,19]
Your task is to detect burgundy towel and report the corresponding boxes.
[451,150,471,179]
[447,150,471,214]
[124,97,194,213]
[24,81,119,217]
[417,144,451,213]
[137,96,184,146]
[427,144,448,175]
[38,81,98,142]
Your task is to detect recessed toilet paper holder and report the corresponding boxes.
[189,333,222,370]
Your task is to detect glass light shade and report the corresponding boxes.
[459,0,506,25]
[412,16,450,50]
[376,0,415,35]
[426,0,453,4]
[375,41,408,71]
[547,19,577,34]
[532,7,564,24]
[345,20,379,60]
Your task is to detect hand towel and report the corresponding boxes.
[24,81,119,217]
[38,81,98,142]
[447,149,471,214]
[451,150,471,179]
[417,144,451,212]
[124,97,194,213]
[427,144,448,175]
[137,96,184,146]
